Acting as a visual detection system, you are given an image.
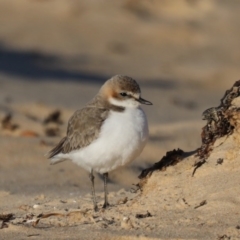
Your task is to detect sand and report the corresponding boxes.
[1,0,240,239]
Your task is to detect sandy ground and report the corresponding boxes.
[1,0,240,239]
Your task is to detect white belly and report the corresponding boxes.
[57,107,149,174]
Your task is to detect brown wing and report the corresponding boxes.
[47,107,108,158]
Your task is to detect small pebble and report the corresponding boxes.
[33,204,40,209]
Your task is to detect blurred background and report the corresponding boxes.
[1,0,240,195]
[1,0,239,117]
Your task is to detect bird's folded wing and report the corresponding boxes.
[47,107,108,158]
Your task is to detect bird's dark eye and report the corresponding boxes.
[120,92,128,97]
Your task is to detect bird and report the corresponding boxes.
[47,75,152,211]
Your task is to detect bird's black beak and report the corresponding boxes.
[137,97,153,105]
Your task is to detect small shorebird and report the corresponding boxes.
[47,75,152,211]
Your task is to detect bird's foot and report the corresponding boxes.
[93,204,99,212]
[102,201,110,209]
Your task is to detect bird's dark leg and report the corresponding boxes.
[89,169,98,211]
[102,172,110,208]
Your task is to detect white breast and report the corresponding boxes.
[62,107,149,174]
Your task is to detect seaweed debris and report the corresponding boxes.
[196,80,240,161]
[138,148,184,179]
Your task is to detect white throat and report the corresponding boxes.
[109,97,140,108]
